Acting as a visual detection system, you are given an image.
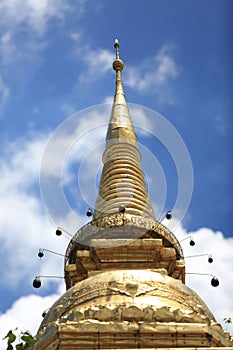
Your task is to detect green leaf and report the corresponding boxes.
[5,330,17,344]
[21,334,36,345]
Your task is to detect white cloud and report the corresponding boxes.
[39,107,110,235]
[84,48,114,73]
[155,46,179,83]
[0,0,70,69]
[125,45,179,93]
[77,45,180,91]
[174,224,233,335]
[76,45,178,92]
[0,0,70,36]
[40,108,108,179]
[0,75,10,114]
[103,96,113,104]
[0,294,59,350]
[0,133,69,289]
[0,1,73,114]
[0,108,110,290]
[76,46,114,84]
[0,1,85,73]
[0,32,16,65]
[129,104,154,131]
[69,32,83,43]
[78,44,179,104]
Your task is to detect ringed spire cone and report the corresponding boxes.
[94,39,155,219]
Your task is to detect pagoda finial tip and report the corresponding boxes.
[113,38,123,71]
[114,38,120,60]
[114,38,119,48]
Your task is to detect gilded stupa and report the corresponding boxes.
[33,40,233,349]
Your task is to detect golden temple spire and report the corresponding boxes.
[106,39,137,144]
[94,39,155,219]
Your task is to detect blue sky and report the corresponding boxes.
[0,0,233,346]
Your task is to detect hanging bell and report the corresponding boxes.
[33,277,41,288]
[211,276,219,287]
[55,229,62,236]
[86,208,93,217]
[38,249,44,258]
[165,210,172,220]
[190,239,195,246]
